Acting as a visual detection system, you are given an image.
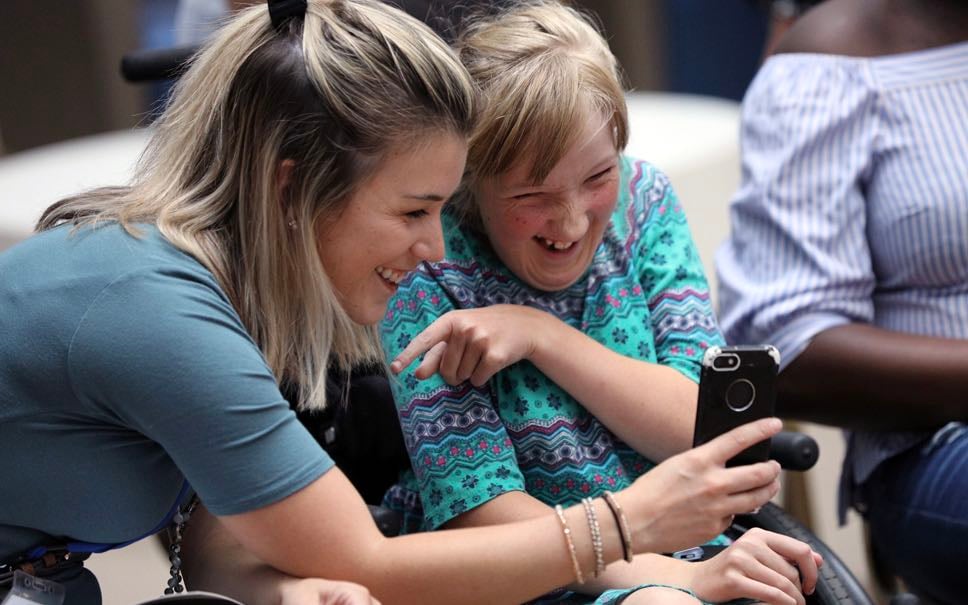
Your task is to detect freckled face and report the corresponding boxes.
[477,113,620,291]
[315,132,467,325]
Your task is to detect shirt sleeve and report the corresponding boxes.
[379,268,526,529]
[631,163,725,383]
[716,56,878,368]
[67,266,333,516]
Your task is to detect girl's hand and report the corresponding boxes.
[619,418,784,554]
[390,305,549,386]
[278,577,382,605]
[687,528,824,605]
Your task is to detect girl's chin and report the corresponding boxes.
[522,269,585,292]
[519,256,592,291]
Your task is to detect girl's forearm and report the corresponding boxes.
[530,315,696,461]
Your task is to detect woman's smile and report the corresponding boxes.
[376,265,408,291]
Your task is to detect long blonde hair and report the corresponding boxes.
[38,0,475,411]
[452,0,627,226]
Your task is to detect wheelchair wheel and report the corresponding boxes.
[736,503,874,605]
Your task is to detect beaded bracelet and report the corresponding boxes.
[602,491,633,563]
[554,504,585,585]
[581,497,605,577]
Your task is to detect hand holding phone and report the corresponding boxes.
[693,345,779,467]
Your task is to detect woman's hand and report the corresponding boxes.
[390,305,550,386]
[687,528,823,605]
[618,418,784,554]
[277,577,382,605]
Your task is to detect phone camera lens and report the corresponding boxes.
[713,354,740,370]
[725,378,756,412]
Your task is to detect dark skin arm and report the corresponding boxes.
[778,325,968,431]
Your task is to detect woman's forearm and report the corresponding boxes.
[182,421,782,604]
[529,315,697,461]
[185,502,691,605]
[191,471,624,605]
[779,323,968,430]
[182,505,304,605]
[444,491,695,596]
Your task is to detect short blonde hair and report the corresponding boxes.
[39,0,475,411]
[453,0,627,223]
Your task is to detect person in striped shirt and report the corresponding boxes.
[717,1,968,602]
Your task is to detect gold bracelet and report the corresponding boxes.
[581,497,605,577]
[554,504,585,585]
[602,491,633,563]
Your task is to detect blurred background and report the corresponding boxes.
[0,1,879,603]
[0,0,772,154]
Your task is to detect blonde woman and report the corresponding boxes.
[379,2,825,604]
[0,1,785,604]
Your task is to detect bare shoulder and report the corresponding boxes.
[772,0,877,57]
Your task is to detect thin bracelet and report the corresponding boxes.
[602,491,633,563]
[554,504,585,585]
[581,497,605,577]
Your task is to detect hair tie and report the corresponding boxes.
[269,0,307,31]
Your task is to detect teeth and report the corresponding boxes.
[376,266,405,285]
[538,237,574,251]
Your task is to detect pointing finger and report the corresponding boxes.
[391,316,455,373]
[415,341,448,380]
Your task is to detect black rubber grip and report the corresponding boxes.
[769,430,820,471]
[120,45,200,82]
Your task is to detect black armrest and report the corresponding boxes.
[368,504,403,537]
[120,45,200,82]
[769,430,819,471]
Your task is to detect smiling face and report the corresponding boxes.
[477,113,620,292]
[315,131,467,325]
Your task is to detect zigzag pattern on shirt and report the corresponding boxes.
[650,288,721,343]
[521,464,636,505]
[395,382,502,449]
[505,415,616,470]
[416,448,515,484]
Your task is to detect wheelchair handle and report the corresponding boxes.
[120,45,200,82]
[769,430,819,471]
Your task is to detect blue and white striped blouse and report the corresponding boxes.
[716,41,968,518]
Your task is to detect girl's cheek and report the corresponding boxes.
[590,180,619,214]
[504,207,547,237]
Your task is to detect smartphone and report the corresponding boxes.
[692,345,779,467]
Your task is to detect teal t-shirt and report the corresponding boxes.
[0,223,333,561]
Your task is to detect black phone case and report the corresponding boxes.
[692,345,778,467]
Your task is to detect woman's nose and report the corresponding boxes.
[412,219,446,262]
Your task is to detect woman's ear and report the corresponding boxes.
[276,158,296,199]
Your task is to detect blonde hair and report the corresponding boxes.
[38,0,475,411]
[452,0,627,225]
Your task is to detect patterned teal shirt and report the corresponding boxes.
[380,157,724,537]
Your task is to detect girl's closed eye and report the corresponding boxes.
[405,208,429,219]
[510,191,538,201]
[586,165,615,182]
